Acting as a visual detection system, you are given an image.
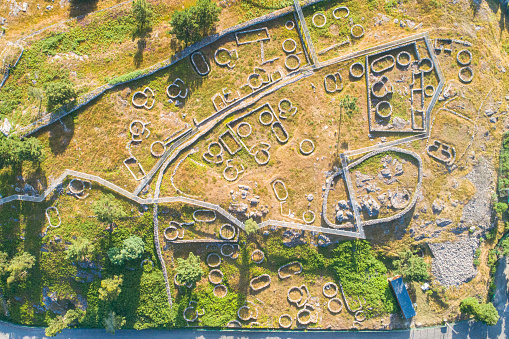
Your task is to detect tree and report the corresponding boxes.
[194,0,221,36]
[65,237,95,262]
[93,194,127,224]
[45,309,84,337]
[460,297,500,326]
[495,202,508,214]
[121,235,145,261]
[0,136,44,168]
[340,94,359,117]
[45,316,68,337]
[107,247,125,266]
[176,252,203,286]
[6,251,35,285]
[132,0,153,31]
[244,218,258,235]
[107,236,145,265]
[476,302,500,326]
[169,0,221,45]
[98,275,123,302]
[169,8,200,46]
[394,250,430,282]
[103,311,126,334]
[45,80,76,110]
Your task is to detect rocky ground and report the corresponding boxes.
[428,237,479,286]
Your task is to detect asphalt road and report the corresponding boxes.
[0,259,507,339]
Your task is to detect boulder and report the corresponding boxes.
[436,218,452,227]
[361,196,380,217]
[432,199,444,214]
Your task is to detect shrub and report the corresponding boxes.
[93,194,127,224]
[340,94,359,117]
[394,250,430,282]
[460,297,500,325]
[65,237,95,262]
[103,311,126,334]
[98,275,123,302]
[45,80,77,110]
[45,309,84,337]
[6,252,35,285]
[495,202,508,214]
[0,136,44,168]
[244,218,258,235]
[176,252,203,286]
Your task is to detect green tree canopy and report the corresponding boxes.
[45,309,84,337]
[394,250,430,282]
[132,0,153,31]
[495,202,508,214]
[45,80,77,110]
[65,237,95,262]
[6,251,35,285]
[93,194,127,224]
[169,8,200,46]
[98,275,123,302]
[103,311,126,334]
[244,218,258,235]
[169,0,221,46]
[194,0,221,35]
[107,236,145,265]
[0,136,44,168]
[176,252,203,286]
[121,235,145,261]
[460,297,500,326]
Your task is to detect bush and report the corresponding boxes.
[460,297,499,325]
[6,251,35,285]
[495,202,508,214]
[93,194,127,224]
[103,311,126,334]
[244,218,258,235]
[394,250,430,282]
[176,252,203,286]
[0,136,44,168]
[65,237,95,262]
[340,94,359,117]
[98,275,123,302]
[45,80,76,110]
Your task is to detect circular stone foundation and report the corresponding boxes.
[208,269,224,284]
[299,139,315,155]
[312,12,327,27]
[213,284,228,298]
[279,314,293,328]
[322,282,338,298]
[328,297,343,314]
[206,252,221,267]
[251,249,265,264]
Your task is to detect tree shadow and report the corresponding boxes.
[134,38,146,69]
[69,0,99,19]
[47,114,75,156]
[132,26,152,69]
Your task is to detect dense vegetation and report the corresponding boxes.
[169,0,221,46]
[460,297,500,326]
[0,136,44,169]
